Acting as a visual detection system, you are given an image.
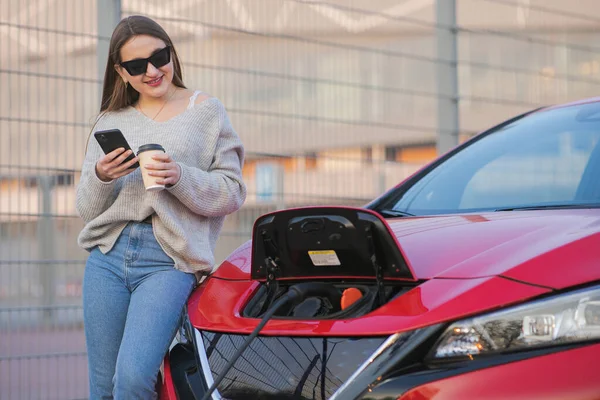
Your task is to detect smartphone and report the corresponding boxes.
[94,129,140,169]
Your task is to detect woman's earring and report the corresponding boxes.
[124,80,128,88]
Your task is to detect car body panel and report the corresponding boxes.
[212,239,252,280]
[157,356,177,400]
[188,275,549,336]
[396,343,600,400]
[212,209,600,290]
[387,209,600,288]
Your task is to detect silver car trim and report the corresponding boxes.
[194,329,222,400]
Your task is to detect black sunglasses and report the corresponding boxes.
[119,46,171,76]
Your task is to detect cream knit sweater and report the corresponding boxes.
[76,96,246,274]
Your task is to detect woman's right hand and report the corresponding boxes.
[95,148,139,182]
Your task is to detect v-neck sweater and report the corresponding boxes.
[75,96,246,275]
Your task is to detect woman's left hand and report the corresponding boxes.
[145,153,181,186]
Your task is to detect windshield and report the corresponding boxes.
[383,102,600,216]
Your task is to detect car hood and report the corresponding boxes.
[214,209,600,290]
[388,209,600,288]
[195,209,600,335]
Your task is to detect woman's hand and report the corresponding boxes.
[145,153,181,186]
[95,148,139,182]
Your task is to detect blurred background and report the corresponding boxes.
[1,0,600,398]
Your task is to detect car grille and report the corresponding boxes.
[199,331,386,400]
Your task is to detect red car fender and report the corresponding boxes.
[157,355,177,400]
[398,343,600,400]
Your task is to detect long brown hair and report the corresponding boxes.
[100,15,186,113]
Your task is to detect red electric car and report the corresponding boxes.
[160,98,600,400]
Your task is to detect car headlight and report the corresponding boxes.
[432,285,600,359]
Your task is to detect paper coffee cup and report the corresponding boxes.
[137,144,166,192]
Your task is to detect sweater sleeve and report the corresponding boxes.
[75,117,117,223]
[166,104,247,217]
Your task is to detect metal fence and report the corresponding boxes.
[2,0,600,398]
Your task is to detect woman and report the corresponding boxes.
[75,15,246,399]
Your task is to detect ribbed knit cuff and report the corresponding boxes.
[92,166,116,185]
[166,162,209,201]
[87,167,116,196]
[165,161,186,191]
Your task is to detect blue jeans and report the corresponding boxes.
[83,222,196,399]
